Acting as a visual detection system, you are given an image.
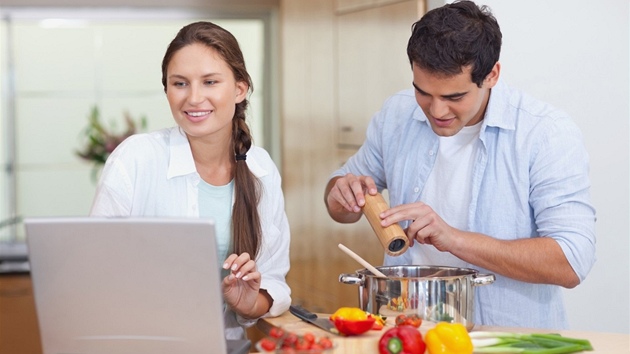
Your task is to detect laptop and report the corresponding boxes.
[25,217,251,354]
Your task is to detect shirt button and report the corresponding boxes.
[414,187,419,193]
[428,150,434,156]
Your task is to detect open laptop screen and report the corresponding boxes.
[25,217,247,354]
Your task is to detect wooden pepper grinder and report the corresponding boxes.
[362,193,409,256]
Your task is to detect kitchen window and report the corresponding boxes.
[0,8,276,242]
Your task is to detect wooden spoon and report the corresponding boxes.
[338,243,387,278]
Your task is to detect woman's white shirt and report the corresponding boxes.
[90,126,292,339]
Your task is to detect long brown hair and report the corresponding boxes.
[161,21,262,259]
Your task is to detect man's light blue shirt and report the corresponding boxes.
[331,80,596,329]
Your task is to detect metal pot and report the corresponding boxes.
[339,265,495,330]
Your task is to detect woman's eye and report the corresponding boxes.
[205,80,217,85]
[172,81,187,87]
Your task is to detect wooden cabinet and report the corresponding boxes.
[336,0,424,148]
[0,274,42,354]
[280,0,425,314]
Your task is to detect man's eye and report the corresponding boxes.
[447,96,464,102]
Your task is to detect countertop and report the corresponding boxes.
[255,311,629,353]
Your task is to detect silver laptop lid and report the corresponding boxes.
[25,217,228,354]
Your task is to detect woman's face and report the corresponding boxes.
[165,43,248,141]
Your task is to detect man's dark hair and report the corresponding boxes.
[407,0,502,87]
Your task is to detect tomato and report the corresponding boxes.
[303,332,316,345]
[282,333,299,347]
[318,337,333,349]
[395,314,422,328]
[294,338,310,350]
[258,338,276,351]
[260,329,334,352]
[269,327,285,339]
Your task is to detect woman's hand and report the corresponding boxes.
[222,252,265,318]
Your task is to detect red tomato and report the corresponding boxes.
[259,338,276,351]
[303,332,316,344]
[269,327,285,339]
[395,314,422,328]
[282,333,299,347]
[318,337,333,349]
[294,338,310,350]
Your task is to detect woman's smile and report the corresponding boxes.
[185,110,213,123]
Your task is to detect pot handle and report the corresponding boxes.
[473,273,496,286]
[338,273,364,286]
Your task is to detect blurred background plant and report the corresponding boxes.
[76,105,147,181]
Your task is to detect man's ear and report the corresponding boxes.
[484,62,501,88]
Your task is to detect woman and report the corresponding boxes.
[90,21,291,339]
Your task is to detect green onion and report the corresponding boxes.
[471,331,593,354]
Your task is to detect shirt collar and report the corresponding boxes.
[166,127,268,179]
[482,79,515,131]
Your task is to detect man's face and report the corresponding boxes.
[412,63,500,137]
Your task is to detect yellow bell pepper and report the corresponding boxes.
[425,322,473,354]
[329,307,369,321]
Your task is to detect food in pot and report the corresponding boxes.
[378,325,426,354]
[425,322,473,354]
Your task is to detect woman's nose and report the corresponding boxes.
[188,85,204,105]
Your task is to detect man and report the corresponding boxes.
[324,0,595,329]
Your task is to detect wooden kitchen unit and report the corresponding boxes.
[280,0,425,317]
[0,273,42,354]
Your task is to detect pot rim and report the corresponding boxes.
[354,264,486,279]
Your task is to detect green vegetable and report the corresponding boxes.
[470,332,593,354]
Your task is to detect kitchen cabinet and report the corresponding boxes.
[280,0,425,315]
[0,274,42,354]
[336,0,424,148]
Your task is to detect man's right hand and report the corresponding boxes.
[324,173,378,223]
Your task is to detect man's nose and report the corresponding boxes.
[429,99,449,119]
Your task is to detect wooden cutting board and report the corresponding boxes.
[255,310,434,353]
[254,311,630,354]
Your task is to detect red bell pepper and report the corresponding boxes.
[332,316,375,335]
[379,325,426,354]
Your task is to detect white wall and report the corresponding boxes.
[431,0,629,333]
